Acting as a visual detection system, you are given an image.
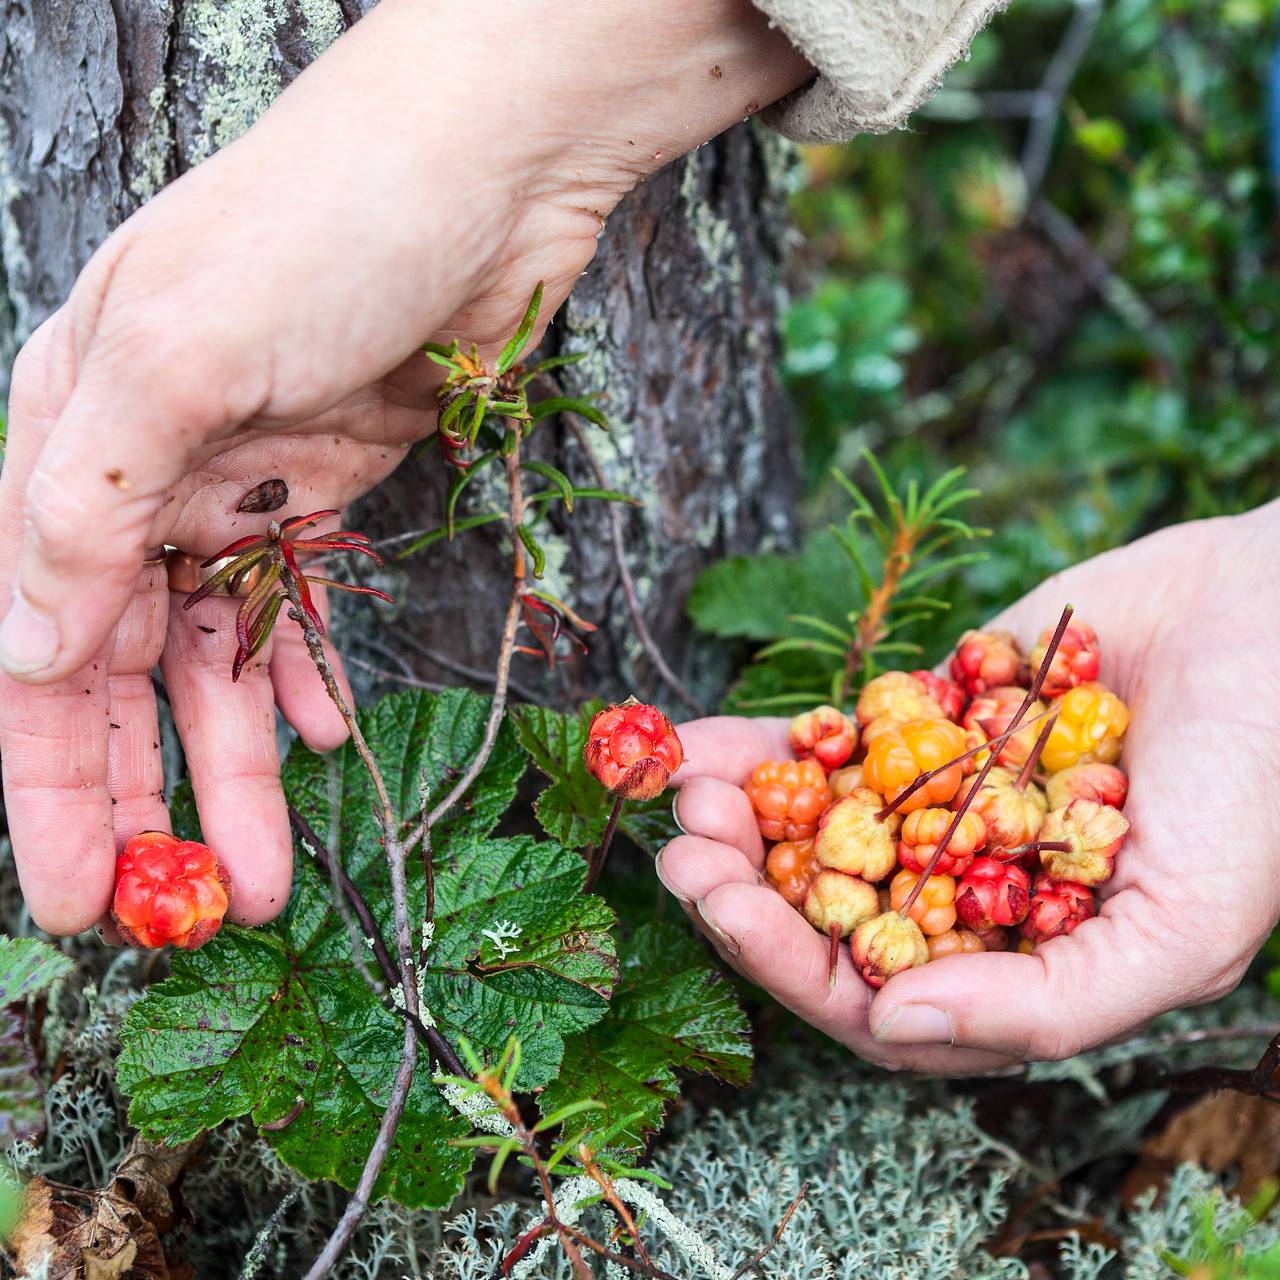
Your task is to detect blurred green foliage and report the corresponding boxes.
[779,0,1280,652]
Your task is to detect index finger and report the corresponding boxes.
[671,716,792,787]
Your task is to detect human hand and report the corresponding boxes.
[659,501,1280,1071]
[0,0,810,935]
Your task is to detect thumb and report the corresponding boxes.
[0,312,235,682]
[866,892,1231,1060]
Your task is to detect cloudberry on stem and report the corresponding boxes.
[950,629,1025,697]
[910,670,967,722]
[584,699,684,800]
[803,870,879,938]
[851,911,929,987]
[863,718,968,814]
[745,760,832,843]
[112,831,231,950]
[1022,875,1094,943]
[766,839,820,908]
[789,705,857,772]
[1046,762,1129,811]
[1040,682,1129,773]
[814,789,899,881]
[1038,799,1130,885]
[889,869,957,936]
[898,807,986,877]
[955,856,1031,931]
[1031,621,1100,698]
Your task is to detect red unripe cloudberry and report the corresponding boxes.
[963,686,1049,770]
[585,698,684,801]
[1022,875,1094,943]
[789,705,857,772]
[112,831,231,950]
[1046,761,1129,811]
[851,911,929,988]
[1030,620,1101,699]
[950,629,1025,697]
[909,670,967,722]
[955,856,1031,931]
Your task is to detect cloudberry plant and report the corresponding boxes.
[1022,875,1095,943]
[1030,620,1101,698]
[111,831,231,950]
[899,807,986,877]
[1040,682,1130,773]
[745,759,832,843]
[863,718,968,813]
[910,669,967,722]
[955,857,1031,931]
[1046,761,1129,810]
[851,910,929,987]
[814,790,899,881]
[766,839,820,908]
[889,869,957,936]
[789,705,857,772]
[950,629,1025,697]
[927,928,987,961]
[1038,799,1131,885]
[585,698,684,801]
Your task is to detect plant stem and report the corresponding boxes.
[584,795,624,893]
[1014,713,1058,791]
[838,519,915,705]
[898,606,1073,918]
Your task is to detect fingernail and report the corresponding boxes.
[671,793,687,835]
[654,850,692,907]
[873,1004,954,1045]
[696,900,741,957]
[0,591,60,675]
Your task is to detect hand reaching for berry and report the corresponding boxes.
[0,0,808,937]
[659,501,1280,1071]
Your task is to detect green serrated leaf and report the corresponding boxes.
[0,937,71,1147]
[537,923,751,1145]
[0,936,73,1005]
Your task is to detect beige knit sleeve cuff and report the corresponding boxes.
[755,0,1010,143]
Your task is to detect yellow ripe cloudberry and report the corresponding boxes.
[898,807,986,877]
[112,831,231,950]
[829,764,865,799]
[950,629,1025,697]
[1022,874,1094,943]
[803,870,880,938]
[744,759,832,843]
[955,856,1031,930]
[789,705,857,772]
[766,839,820,908]
[1046,761,1129,811]
[955,767,1047,855]
[1040,682,1129,774]
[927,928,986,961]
[856,672,943,736]
[585,699,684,800]
[851,911,929,988]
[909,670,967,722]
[1038,799,1130,885]
[963,686,1048,771]
[1031,620,1101,699]
[814,790,899,881]
[889,869,957,936]
[863,718,967,814]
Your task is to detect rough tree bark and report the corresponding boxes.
[0,0,798,709]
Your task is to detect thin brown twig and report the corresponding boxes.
[581,1149,652,1268]
[561,1223,680,1280]
[568,417,703,717]
[584,795,624,894]
[727,1182,810,1280]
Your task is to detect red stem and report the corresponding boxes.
[1014,713,1058,791]
[584,795,625,893]
[897,605,1074,918]
[828,923,841,987]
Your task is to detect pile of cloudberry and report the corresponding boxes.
[748,612,1132,987]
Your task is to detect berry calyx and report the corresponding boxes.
[112,831,231,950]
[765,839,820,908]
[898,807,986,877]
[745,759,832,843]
[1045,761,1129,811]
[789,705,858,772]
[863,718,968,814]
[851,911,929,988]
[954,768,1047,856]
[950,629,1025,696]
[955,856,1031,930]
[814,790,899,882]
[927,928,987,960]
[1038,799,1130,885]
[1022,874,1095,943]
[1040,682,1129,774]
[889,869,957,936]
[584,698,684,801]
[803,870,880,938]
[1030,620,1100,698]
[909,670,967,722]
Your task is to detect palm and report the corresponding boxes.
[663,505,1280,1071]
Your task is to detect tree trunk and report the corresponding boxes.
[0,0,797,710]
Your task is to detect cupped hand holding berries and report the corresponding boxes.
[659,502,1280,1070]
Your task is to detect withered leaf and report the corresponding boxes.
[236,478,289,514]
[0,1003,45,1145]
